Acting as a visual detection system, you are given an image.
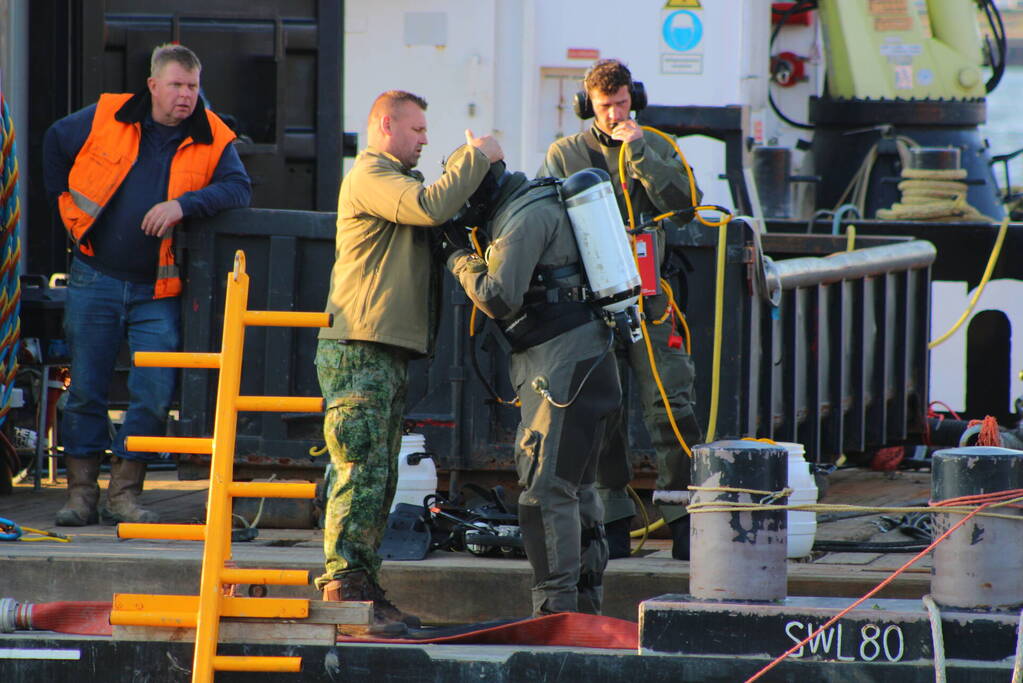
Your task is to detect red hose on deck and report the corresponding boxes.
[9,601,636,649]
[339,612,638,649]
[17,601,113,636]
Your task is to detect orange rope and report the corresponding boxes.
[968,415,1002,447]
[745,488,1023,682]
[931,488,1023,508]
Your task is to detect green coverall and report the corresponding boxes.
[539,126,703,526]
[447,173,621,615]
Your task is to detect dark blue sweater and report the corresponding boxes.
[43,96,251,283]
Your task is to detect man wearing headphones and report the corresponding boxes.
[539,58,703,561]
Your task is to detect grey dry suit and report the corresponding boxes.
[446,173,621,615]
[539,126,703,526]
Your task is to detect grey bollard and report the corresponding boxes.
[931,446,1023,610]
[690,440,788,601]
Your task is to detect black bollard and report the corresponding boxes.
[690,440,788,601]
[931,446,1023,610]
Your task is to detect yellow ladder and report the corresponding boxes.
[109,250,331,681]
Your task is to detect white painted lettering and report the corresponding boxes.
[807,623,835,655]
[784,620,805,658]
[836,623,856,661]
[781,620,907,663]
[859,623,881,661]
[883,625,905,662]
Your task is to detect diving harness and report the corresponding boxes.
[467,169,645,409]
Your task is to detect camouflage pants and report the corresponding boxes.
[314,339,408,589]
[596,290,700,525]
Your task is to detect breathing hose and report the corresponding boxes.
[617,126,731,454]
[615,126,732,550]
[530,328,615,409]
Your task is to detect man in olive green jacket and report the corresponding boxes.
[316,90,502,633]
[442,164,620,616]
[538,59,703,560]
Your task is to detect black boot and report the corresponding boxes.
[605,517,632,559]
[668,515,690,561]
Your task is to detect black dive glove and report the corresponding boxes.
[435,221,474,263]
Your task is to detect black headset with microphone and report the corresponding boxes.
[572,81,648,120]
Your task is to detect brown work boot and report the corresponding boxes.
[100,457,159,525]
[55,456,101,526]
[364,579,422,630]
[323,571,420,635]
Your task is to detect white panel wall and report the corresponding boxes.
[344,1,779,211]
[344,1,497,183]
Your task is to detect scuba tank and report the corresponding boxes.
[560,168,641,315]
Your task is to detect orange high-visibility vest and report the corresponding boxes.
[58,93,236,298]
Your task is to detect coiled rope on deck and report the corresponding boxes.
[877,167,995,222]
[833,135,996,222]
[0,86,22,429]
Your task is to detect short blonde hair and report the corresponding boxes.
[368,90,428,126]
[150,43,201,78]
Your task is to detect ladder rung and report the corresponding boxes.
[213,655,302,672]
[109,610,196,628]
[220,568,311,586]
[125,436,213,454]
[134,351,220,368]
[118,523,205,541]
[228,481,317,499]
[124,258,326,682]
[243,310,330,328]
[235,396,324,412]
[113,594,309,620]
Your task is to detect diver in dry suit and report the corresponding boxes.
[438,162,623,615]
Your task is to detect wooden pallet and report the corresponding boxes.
[113,600,371,645]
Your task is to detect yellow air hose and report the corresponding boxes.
[928,216,1009,349]
[617,126,730,455]
[618,126,733,547]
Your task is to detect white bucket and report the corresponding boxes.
[390,433,438,512]
[777,442,818,559]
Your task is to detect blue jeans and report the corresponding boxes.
[61,258,180,462]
